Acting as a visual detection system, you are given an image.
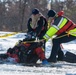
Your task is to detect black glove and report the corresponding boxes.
[23,31,36,41]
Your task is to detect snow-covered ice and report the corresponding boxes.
[0,31,76,75]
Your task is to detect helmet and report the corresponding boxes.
[57,11,64,16]
[47,10,56,18]
[32,8,39,15]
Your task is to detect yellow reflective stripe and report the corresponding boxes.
[57,17,64,27]
[30,22,32,27]
[43,34,50,39]
[68,28,76,36]
[48,20,51,29]
[42,48,44,51]
[52,25,60,30]
[43,26,58,40]
[59,18,68,28]
[43,36,48,41]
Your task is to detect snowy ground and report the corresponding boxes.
[0,31,76,75]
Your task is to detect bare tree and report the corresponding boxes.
[0,0,75,32]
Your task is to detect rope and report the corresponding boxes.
[0,32,19,38]
[15,38,45,46]
[54,34,68,39]
[0,29,28,38]
[22,39,45,43]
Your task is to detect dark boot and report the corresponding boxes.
[47,56,57,63]
[57,50,64,61]
[64,51,76,63]
[47,58,57,63]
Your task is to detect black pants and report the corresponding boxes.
[49,34,76,61]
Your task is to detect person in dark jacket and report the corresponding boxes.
[43,9,76,63]
[27,8,47,39]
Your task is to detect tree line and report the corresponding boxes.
[0,0,76,32]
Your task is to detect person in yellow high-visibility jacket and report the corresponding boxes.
[43,9,76,62]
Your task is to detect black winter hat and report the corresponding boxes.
[32,8,39,15]
[47,10,56,17]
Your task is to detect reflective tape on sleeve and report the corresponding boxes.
[43,26,58,40]
[57,17,64,27]
[43,34,50,39]
[58,18,68,28]
[52,25,60,30]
